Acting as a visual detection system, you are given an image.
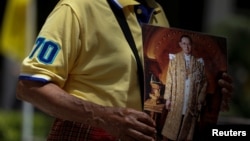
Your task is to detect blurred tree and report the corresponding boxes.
[211,15,250,118]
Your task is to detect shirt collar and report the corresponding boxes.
[115,0,139,8]
[115,0,158,9]
[184,54,191,60]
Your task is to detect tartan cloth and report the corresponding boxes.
[47,118,118,141]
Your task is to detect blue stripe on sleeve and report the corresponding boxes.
[19,75,49,83]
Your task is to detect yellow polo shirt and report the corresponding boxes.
[19,0,169,110]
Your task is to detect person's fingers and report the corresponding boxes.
[218,73,234,98]
[222,72,233,82]
[135,120,156,138]
[137,112,156,127]
[125,110,156,138]
[218,79,233,92]
[107,108,156,140]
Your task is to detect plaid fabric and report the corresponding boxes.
[47,118,117,141]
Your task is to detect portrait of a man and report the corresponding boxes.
[142,25,227,141]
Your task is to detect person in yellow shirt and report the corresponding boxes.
[16,0,233,141]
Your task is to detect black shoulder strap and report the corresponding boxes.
[107,0,144,108]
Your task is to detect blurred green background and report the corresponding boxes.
[0,0,249,140]
[0,110,53,141]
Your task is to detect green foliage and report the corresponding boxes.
[0,110,53,141]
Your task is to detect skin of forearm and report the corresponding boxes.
[16,80,157,140]
[16,80,116,128]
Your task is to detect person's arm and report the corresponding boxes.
[16,79,156,141]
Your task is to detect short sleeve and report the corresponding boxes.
[19,4,81,87]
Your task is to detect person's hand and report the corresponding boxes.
[218,72,234,111]
[165,99,171,110]
[100,107,156,141]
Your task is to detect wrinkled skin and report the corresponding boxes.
[16,72,233,141]
[16,80,156,141]
[101,107,156,141]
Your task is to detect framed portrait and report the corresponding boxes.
[142,24,227,141]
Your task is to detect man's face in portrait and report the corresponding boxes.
[179,37,192,55]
